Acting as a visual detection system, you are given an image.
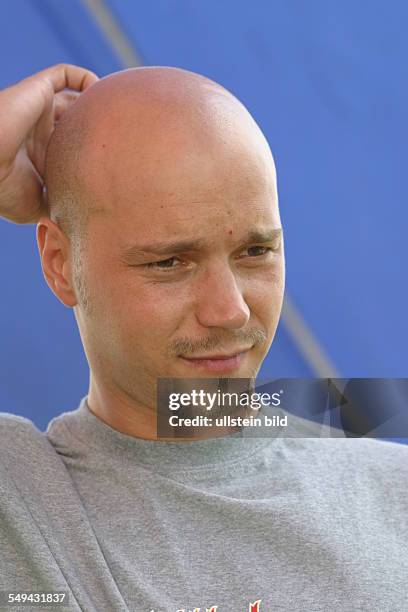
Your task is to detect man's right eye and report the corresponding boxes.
[145,257,181,270]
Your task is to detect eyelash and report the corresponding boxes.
[145,246,275,271]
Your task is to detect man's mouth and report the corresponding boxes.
[179,348,252,373]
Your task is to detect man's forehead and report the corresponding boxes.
[82,125,274,208]
[88,182,280,239]
[85,130,277,222]
[76,74,274,196]
[69,67,278,240]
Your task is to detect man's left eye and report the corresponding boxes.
[245,246,272,257]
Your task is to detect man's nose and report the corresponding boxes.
[194,266,250,330]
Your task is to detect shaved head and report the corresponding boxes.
[40,65,284,438]
[45,66,274,251]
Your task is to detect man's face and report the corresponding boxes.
[72,94,285,410]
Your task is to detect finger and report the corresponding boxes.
[0,78,53,159]
[31,89,81,174]
[32,91,80,166]
[34,63,99,94]
[53,90,80,122]
[29,93,55,176]
[0,149,46,224]
[0,65,97,164]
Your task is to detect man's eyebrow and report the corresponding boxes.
[120,228,283,259]
[243,228,283,244]
[121,238,207,259]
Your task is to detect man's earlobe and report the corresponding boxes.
[36,218,78,308]
[36,218,47,256]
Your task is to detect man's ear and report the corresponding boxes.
[36,217,78,307]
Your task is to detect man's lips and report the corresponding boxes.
[179,348,252,373]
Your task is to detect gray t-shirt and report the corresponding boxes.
[0,396,407,611]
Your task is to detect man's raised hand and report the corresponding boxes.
[0,64,98,224]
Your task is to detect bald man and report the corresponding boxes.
[0,65,407,612]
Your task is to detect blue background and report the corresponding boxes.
[0,0,406,433]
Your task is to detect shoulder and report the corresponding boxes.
[344,436,408,471]
[286,433,408,482]
[0,411,41,437]
[0,414,47,499]
[279,411,408,473]
[331,435,408,460]
[0,412,50,463]
[0,412,73,494]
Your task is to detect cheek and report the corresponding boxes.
[245,280,284,363]
[245,270,285,324]
[102,277,188,351]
